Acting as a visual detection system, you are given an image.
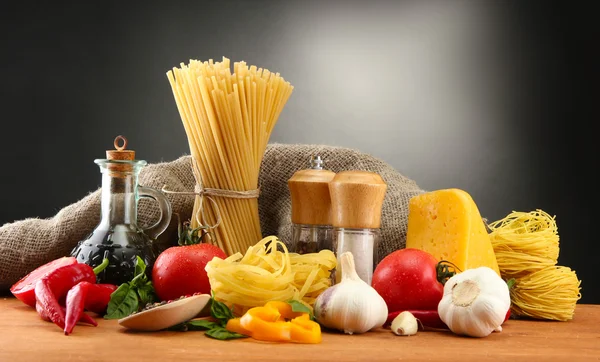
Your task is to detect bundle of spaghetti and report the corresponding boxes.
[166,57,294,255]
[488,210,581,320]
[510,266,581,321]
[488,209,559,278]
[205,236,336,313]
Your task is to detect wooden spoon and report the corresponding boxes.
[118,294,211,331]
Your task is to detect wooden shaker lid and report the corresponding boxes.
[288,168,336,225]
[329,171,387,229]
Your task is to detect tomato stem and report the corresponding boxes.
[506,278,516,290]
[176,213,214,246]
[436,260,462,286]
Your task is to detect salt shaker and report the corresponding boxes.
[329,171,387,285]
[288,156,336,254]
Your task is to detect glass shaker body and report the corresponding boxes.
[328,170,387,286]
[332,227,380,285]
[291,223,334,254]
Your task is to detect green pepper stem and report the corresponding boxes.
[93,258,110,275]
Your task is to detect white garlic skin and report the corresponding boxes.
[314,252,388,334]
[438,267,510,338]
[314,280,388,334]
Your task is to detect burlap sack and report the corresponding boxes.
[0,143,424,291]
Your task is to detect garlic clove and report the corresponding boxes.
[390,311,418,336]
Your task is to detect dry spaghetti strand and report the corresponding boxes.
[510,266,581,321]
[488,209,559,278]
[166,57,293,255]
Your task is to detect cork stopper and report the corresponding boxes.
[106,135,135,160]
[105,135,135,174]
[288,158,336,226]
[329,171,387,229]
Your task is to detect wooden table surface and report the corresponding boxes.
[1,297,599,362]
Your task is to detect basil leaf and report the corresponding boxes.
[167,323,189,332]
[166,319,220,332]
[210,298,234,325]
[137,282,156,305]
[134,256,146,276]
[136,286,149,304]
[104,283,130,313]
[186,320,220,331]
[132,274,149,288]
[287,299,315,321]
[131,257,148,285]
[287,300,312,315]
[104,284,139,319]
[205,326,248,340]
[111,282,130,297]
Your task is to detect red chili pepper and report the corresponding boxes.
[64,282,116,334]
[36,302,97,326]
[11,257,78,308]
[65,281,89,335]
[386,310,448,330]
[34,263,96,330]
[85,283,118,315]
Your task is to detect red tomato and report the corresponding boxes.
[10,257,78,308]
[152,244,226,301]
[372,248,443,313]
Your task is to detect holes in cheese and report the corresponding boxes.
[405,189,500,275]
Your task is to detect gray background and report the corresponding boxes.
[1,1,596,302]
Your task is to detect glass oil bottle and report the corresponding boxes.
[70,136,172,285]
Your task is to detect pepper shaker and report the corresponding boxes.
[288,156,336,254]
[329,171,387,285]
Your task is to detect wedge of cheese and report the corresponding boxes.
[405,188,500,275]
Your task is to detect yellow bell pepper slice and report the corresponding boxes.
[237,303,322,343]
[290,314,322,344]
[240,306,290,342]
[264,301,305,320]
[225,317,253,336]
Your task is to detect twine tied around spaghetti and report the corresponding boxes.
[161,158,260,231]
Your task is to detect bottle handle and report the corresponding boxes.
[138,185,173,241]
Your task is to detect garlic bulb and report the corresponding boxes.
[314,251,388,334]
[438,266,510,338]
